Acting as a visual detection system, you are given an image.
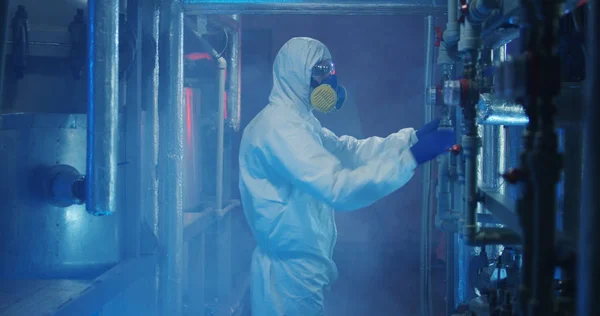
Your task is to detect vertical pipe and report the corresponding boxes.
[227,15,242,132]
[444,0,460,46]
[216,48,230,303]
[87,0,120,216]
[446,236,456,314]
[190,28,231,302]
[141,0,160,311]
[187,234,206,315]
[562,127,581,242]
[579,0,599,314]
[506,126,523,200]
[142,0,161,252]
[453,86,470,307]
[447,0,457,23]
[216,58,226,212]
[516,10,537,311]
[157,1,184,315]
[528,0,561,314]
[0,0,9,110]
[124,0,142,259]
[420,15,435,316]
[458,15,482,245]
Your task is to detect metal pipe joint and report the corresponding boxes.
[467,0,500,23]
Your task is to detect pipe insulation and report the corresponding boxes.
[227,15,242,132]
[86,0,120,216]
[420,15,435,316]
[157,0,185,315]
[578,0,600,314]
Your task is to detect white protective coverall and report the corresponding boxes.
[238,37,419,316]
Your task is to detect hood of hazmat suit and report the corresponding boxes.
[239,37,419,316]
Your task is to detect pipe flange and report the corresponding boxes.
[39,164,85,208]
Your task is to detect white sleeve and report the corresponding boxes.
[320,127,418,167]
[261,121,417,211]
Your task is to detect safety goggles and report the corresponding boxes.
[311,59,336,83]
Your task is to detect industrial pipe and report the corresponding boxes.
[185,18,228,212]
[514,1,539,313]
[140,0,160,311]
[467,0,500,23]
[216,53,226,211]
[227,15,242,132]
[482,46,507,194]
[478,84,582,127]
[477,94,528,126]
[528,0,562,312]
[420,15,435,316]
[579,0,599,313]
[157,0,185,315]
[86,0,120,216]
[185,18,232,300]
[444,0,459,45]
[183,1,446,15]
[0,0,9,109]
[141,0,161,247]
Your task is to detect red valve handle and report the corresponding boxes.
[502,168,525,184]
[448,144,462,155]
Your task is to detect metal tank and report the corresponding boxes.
[0,113,123,279]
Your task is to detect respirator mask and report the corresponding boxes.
[310,59,347,113]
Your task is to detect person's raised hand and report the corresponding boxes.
[416,118,441,140]
[410,129,456,165]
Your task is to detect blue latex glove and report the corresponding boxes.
[410,129,456,165]
[416,119,441,140]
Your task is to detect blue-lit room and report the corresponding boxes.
[0,0,597,316]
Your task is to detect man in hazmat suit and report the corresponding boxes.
[239,37,455,316]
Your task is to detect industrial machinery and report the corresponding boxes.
[0,0,597,315]
[430,0,593,315]
[0,1,244,315]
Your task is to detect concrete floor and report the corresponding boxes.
[326,242,447,316]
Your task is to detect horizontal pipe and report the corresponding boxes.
[86,0,120,216]
[479,85,583,126]
[471,227,521,246]
[477,93,528,126]
[468,0,499,23]
[208,15,240,32]
[183,2,446,15]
